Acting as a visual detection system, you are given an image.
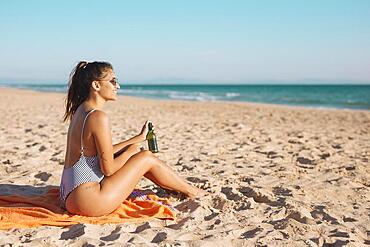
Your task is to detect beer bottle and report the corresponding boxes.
[146,122,159,153]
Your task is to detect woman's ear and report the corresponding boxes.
[91,81,101,91]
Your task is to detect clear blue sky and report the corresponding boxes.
[0,0,370,84]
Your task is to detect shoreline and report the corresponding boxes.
[0,86,368,113]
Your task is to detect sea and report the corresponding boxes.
[1,82,369,110]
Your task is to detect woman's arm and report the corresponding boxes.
[113,135,143,153]
[91,111,124,176]
[92,113,150,176]
[113,120,149,154]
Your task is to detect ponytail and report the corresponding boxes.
[63,61,113,122]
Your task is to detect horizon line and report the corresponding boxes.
[1,78,370,85]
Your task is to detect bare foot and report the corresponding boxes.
[187,186,208,199]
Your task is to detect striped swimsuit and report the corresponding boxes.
[59,109,104,207]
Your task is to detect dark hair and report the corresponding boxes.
[63,61,113,122]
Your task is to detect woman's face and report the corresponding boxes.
[97,69,120,101]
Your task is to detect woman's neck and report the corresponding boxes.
[83,95,106,111]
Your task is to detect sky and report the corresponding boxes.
[0,0,370,84]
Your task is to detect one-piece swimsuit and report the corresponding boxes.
[59,109,104,207]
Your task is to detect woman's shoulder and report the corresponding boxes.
[88,110,110,127]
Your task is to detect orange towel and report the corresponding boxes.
[0,187,176,230]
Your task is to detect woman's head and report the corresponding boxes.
[63,61,115,122]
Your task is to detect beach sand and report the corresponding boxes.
[0,88,369,246]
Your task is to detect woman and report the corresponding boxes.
[60,61,205,216]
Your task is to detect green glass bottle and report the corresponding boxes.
[146,122,159,153]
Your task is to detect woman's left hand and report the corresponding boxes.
[138,120,150,141]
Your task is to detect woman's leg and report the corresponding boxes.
[113,143,180,191]
[113,143,142,165]
[99,150,205,214]
[114,143,195,192]
[143,162,187,191]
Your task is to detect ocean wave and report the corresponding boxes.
[121,88,223,102]
[225,92,240,98]
[168,91,220,101]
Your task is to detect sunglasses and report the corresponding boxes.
[111,79,119,86]
[106,78,119,87]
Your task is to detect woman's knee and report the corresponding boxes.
[133,150,158,166]
[127,143,142,153]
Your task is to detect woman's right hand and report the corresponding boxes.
[138,120,150,141]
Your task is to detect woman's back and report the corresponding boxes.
[64,107,98,169]
[60,107,105,208]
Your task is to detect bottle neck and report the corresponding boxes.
[148,122,153,132]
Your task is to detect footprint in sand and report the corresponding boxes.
[286,210,315,225]
[52,150,63,156]
[186,177,208,183]
[266,218,288,230]
[319,153,331,159]
[329,229,350,238]
[175,157,183,166]
[100,226,122,242]
[342,216,357,222]
[345,165,355,171]
[266,208,315,231]
[297,157,313,165]
[332,144,342,149]
[241,227,263,239]
[310,205,339,225]
[239,186,274,204]
[19,232,35,244]
[26,142,40,148]
[5,166,17,173]
[207,219,222,230]
[34,172,52,182]
[241,177,255,184]
[132,222,150,233]
[2,159,12,165]
[272,186,293,197]
[166,216,192,230]
[38,124,46,129]
[221,187,242,201]
[296,156,316,169]
[211,196,227,210]
[151,232,167,243]
[186,177,210,189]
[324,239,349,246]
[175,200,200,213]
[181,164,195,171]
[60,224,85,240]
[50,157,64,165]
[235,202,251,211]
[204,212,219,221]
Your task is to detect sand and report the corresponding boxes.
[0,87,369,246]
